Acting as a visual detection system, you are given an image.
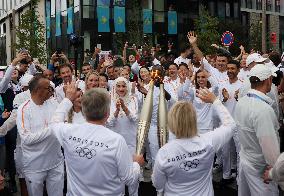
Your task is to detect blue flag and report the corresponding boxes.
[168,11,177,34]
[46,1,51,38]
[97,6,110,32]
[114,6,125,32]
[143,9,152,34]
[67,7,74,34]
[55,11,61,36]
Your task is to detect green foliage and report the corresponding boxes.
[13,0,46,63]
[249,22,262,52]
[126,0,143,47]
[194,5,220,55]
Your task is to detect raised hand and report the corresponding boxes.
[222,88,229,102]
[196,88,216,103]
[187,31,197,45]
[64,81,78,102]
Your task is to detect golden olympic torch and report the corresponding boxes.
[158,83,168,148]
[135,70,159,155]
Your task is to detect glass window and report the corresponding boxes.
[266,0,272,11]
[275,0,280,12]
[246,0,252,9]
[208,1,216,16]
[217,1,225,18]
[82,0,94,19]
[256,0,262,10]
[154,0,164,22]
[234,2,239,18]
[226,2,230,17]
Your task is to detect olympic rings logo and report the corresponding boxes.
[179,159,199,171]
[75,147,96,159]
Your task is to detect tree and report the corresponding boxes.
[126,0,143,47]
[13,0,46,63]
[249,22,262,52]
[194,5,220,55]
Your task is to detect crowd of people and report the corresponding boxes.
[0,31,284,196]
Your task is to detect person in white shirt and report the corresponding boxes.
[173,45,191,66]
[55,64,84,103]
[164,63,181,101]
[235,64,280,196]
[238,53,249,81]
[218,60,243,184]
[239,54,280,119]
[187,31,229,83]
[84,71,99,91]
[178,69,219,133]
[263,152,284,190]
[51,87,144,196]
[17,75,64,196]
[152,88,236,196]
[107,77,138,155]
[0,74,33,196]
[136,65,176,166]
[0,52,27,93]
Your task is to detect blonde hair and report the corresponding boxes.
[85,71,99,90]
[168,101,197,138]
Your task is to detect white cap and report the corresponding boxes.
[19,74,33,87]
[249,63,277,81]
[246,53,267,67]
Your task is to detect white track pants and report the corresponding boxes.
[238,160,278,196]
[24,162,64,196]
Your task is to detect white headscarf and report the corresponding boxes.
[111,77,130,104]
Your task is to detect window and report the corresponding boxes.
[154,0,164,22]
[226,2,230,17]
[247,0,252,8]
[275,0,280,12]
[266,0,272,11]
[234,2,239,18]
[82,0,94,19]
[256,0,262,10]
[217,1,225,18]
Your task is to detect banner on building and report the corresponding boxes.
[168,11,177,34]
[55,11,61,36]
[67,7,74,34]
[143,9,152,34]
[97,6,110,32]
[97,0,110,6]
[46,1,51,38]
[114,6,125,32]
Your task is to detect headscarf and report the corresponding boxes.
[111,77,130,104]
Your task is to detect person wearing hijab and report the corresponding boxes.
[107,77,138,155]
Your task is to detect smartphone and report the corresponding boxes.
[56,48,62,57]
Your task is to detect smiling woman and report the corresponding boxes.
[107,77,139,156]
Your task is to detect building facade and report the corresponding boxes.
[0,0,283,67]
[0,0,46,67]
[240,0,284,51]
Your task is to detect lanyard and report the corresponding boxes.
[247,93,270,105]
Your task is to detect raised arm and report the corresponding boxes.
[198,89,236,152]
